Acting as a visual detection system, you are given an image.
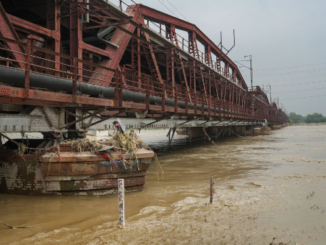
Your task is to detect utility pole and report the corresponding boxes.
[268,84,272,103]
[244,55,253,90]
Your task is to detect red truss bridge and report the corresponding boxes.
[0,0,287,138]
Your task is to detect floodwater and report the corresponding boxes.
[1,126,326,244]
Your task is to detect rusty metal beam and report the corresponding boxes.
[79,40,113,58]
[89,6,142,86]
[8,14,55,38]
[138,4,248,89]
[83,20,129,29]
[0,3,25,69]
[131,28,141,89]
[143,32,164,85]
[84,110,126,128]
[61,107,106,129]
[177,52,192,103]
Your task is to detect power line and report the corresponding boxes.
[239,61,326,72]
[240,67,326,77]
[256,67,326,77]
[157,0,177,17]
[272,80,326,87]
[132,0,193,57]
[234,61,250,69]
[273,86,326,94]
[257,73,326,83]
[282,94,326,100]
[166,0,190,21]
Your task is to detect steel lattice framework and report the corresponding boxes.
[0,0,287,137]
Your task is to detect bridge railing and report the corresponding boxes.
[0,35,287,122]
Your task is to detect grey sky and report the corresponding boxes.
[111,0,326,116]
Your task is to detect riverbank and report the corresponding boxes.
[291,123,326,126]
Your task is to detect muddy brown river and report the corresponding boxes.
[0,126,326,244]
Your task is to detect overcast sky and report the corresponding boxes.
[111,0,326,116]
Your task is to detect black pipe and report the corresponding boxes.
[0,66,235,114]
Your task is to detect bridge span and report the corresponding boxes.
[0,0,288,138]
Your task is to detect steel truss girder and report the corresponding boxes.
[142,31,163,84]
[0,1,288,125]
[0,3,25,69]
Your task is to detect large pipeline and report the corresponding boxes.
[0,66,232,114]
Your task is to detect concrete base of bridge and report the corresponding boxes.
[176,125,253,140]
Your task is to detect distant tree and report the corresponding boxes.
[289,112,305,123]
[306,113,326,123]
[289,112,326,124]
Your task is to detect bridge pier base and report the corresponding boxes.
[176,125,252,140]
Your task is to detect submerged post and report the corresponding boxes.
[118,179,125,227]
[210,178,214,203]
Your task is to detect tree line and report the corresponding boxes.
[289,112,326,124]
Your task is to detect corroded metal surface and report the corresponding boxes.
[0,0,287,138]
[0,161,45,195]
[0,147,153,196]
